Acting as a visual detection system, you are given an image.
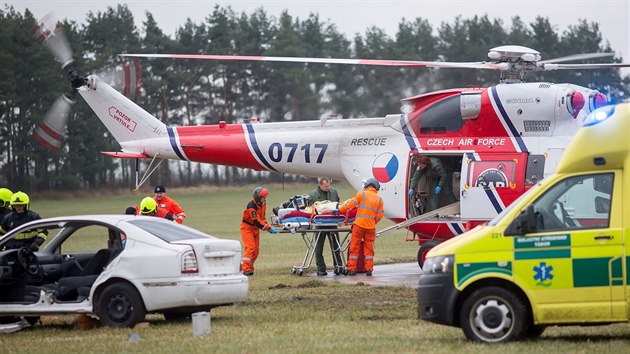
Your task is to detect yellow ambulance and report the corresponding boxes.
[417,103,628,343]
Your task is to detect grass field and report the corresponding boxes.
[3,183,630,352]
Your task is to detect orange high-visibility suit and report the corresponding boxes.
[240,199,271,273]
[154,195,186,224]
[129,205,174,221]
[338,187,384,272]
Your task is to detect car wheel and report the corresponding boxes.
[97,282,146,328]
[460,286,526,343]
[417,240,440,268]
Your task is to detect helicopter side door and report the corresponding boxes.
[460,152,528,220]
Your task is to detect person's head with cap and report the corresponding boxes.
[154,184,166,201]
[416,155,431,169]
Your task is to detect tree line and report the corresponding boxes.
[1,4,628,192]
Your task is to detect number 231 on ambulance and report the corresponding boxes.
[417,103,629,343]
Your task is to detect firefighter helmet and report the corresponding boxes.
[364,178,381,190]
[0,188,13,208]
[10,191,29,210]
[253,186,269,204]
[140,197,157,215]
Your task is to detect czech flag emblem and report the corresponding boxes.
[372,153,398,183]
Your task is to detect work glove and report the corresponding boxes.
[28,243,39,252]
[408,188,414,197]
[434,186,442,195]
[268,227,279,234]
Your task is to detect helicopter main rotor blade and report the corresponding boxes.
[120,53,509,71]
[543,62,630,70]
[540,52,615,64]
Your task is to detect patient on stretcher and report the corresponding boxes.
[272,195,357,228]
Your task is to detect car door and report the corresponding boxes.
[511,171,622,322]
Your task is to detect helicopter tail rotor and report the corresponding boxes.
[30,12,74,71]
[32,13,143,153]
[33,93,75,153]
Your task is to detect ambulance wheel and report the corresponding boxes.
[524,324,546,338]
[417,240,440,268]
[460,286,526,343]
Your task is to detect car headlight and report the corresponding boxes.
[423,255,454,274]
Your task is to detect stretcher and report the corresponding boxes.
[273,209,355,276]
[272,196,358,275]
[281,224,352,276]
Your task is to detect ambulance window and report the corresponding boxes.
[530,173,613,232]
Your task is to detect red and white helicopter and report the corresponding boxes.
[33,15,630,265]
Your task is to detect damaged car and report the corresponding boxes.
[0,215,248,328]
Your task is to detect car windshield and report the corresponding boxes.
[128,219,215,242]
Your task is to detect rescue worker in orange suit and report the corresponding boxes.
[336,178,384,276]
[126,197,175,221]
[0,191,48,251]
[240,187,278,276]
[153,185,186,224]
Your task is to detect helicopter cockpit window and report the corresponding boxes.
[467,160,515,188]
[417,95,465,133]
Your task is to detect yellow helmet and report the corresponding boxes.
[10,191,29,210]
[0,188,13,208]
[140,197,157,215]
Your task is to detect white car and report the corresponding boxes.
[0,215,248,328]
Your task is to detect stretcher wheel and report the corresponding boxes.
[297,270,304,276]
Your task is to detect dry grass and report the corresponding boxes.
[3,183,630,352]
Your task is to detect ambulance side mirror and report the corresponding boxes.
[505,205,538,236]
[594,196,610,214]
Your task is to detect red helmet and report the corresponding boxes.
[253,186,269,204]
[416,155,431,165]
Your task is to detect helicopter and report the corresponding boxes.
[32,14,630,266]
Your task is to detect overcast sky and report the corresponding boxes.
[6,0,630,75]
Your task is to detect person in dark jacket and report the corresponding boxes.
[0,191,47,251]
[309,177,343,276]
[0,188,13,221]
[408,155,447,213]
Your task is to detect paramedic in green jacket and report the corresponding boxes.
[309,177,343,276]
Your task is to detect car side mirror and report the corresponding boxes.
[505,205,537,236]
